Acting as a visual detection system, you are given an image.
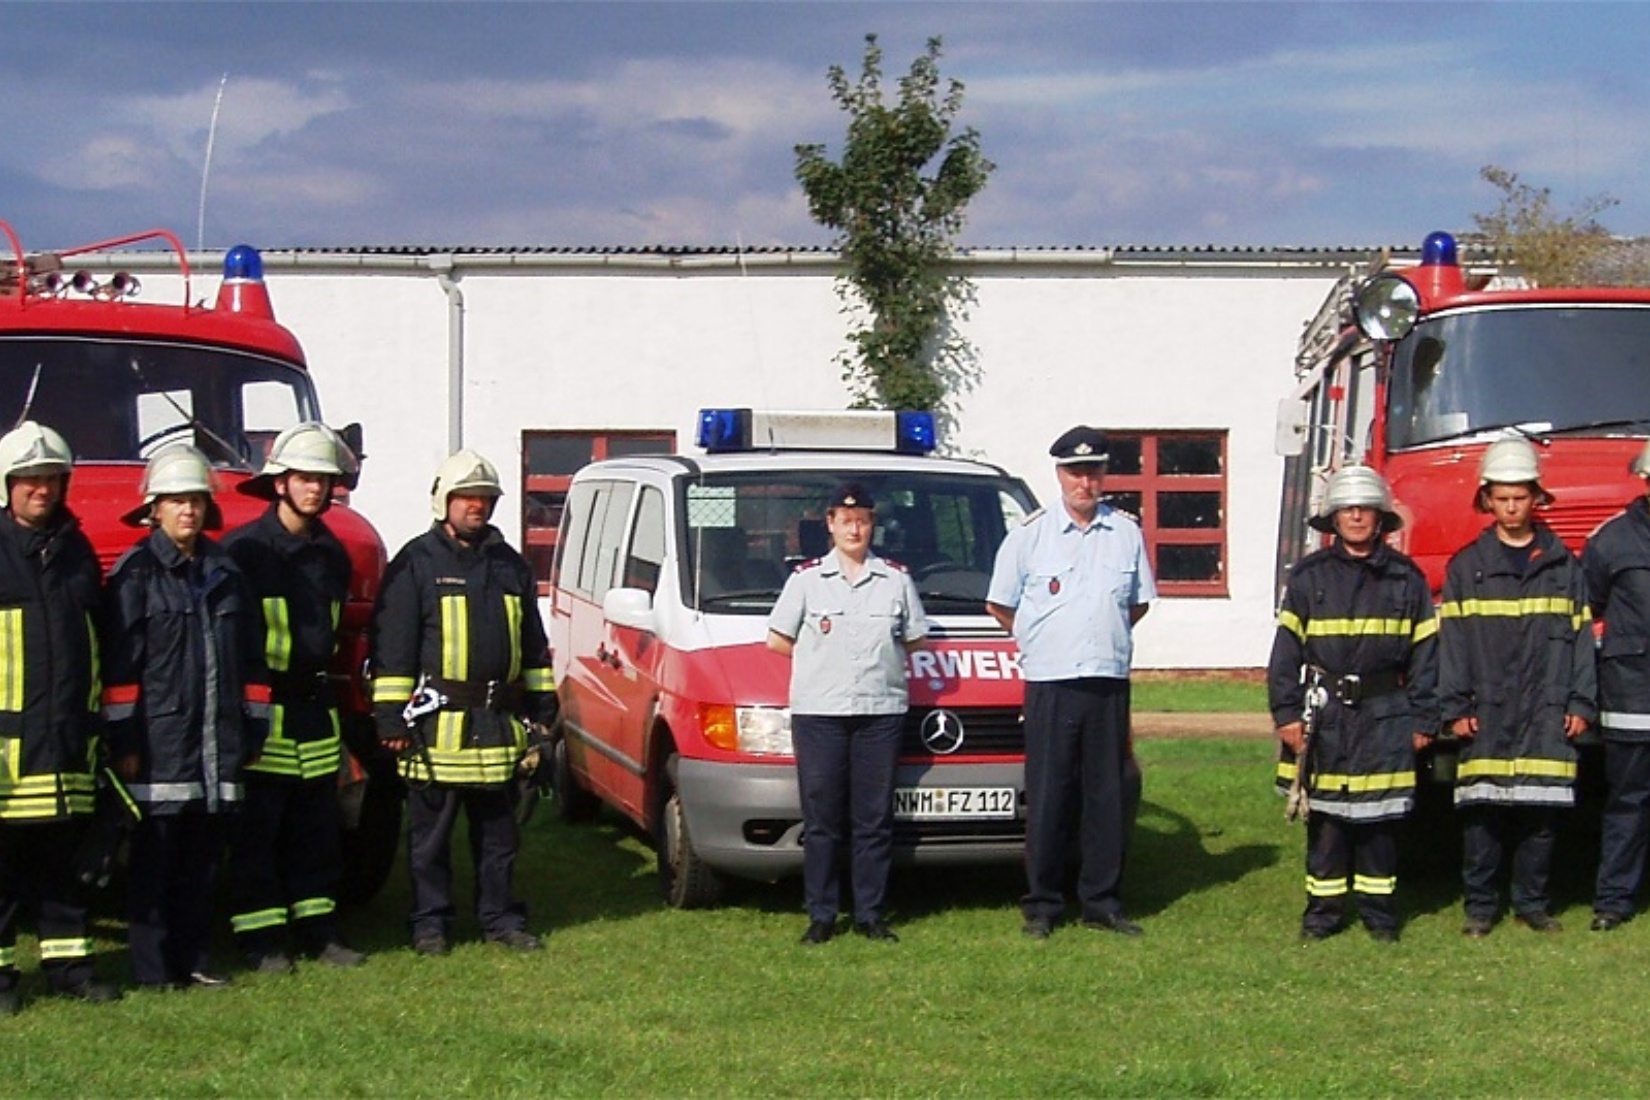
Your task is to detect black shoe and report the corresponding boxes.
[1591,911,1626,932]
[1368,927,1400,944]
[1515,911,1562,933]
[54,978,121,1003]
[490,930,543,952]
[185,970,232,988]
[413,935,451,957]
[247,951,296,975]
[1082,911,1143,937]
[1021,916,1054,940]
[312,941,367,968]
[0,989,19,1016]
[855,920,899,942]
[1462,917,1494,939]
[800,919,836,945]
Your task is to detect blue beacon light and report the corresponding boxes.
[696,408,748,452]
[222,243,265,282]
[895,411,937,454]
[1420,231,1458,268]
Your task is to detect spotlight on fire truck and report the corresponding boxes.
[1354,271,1421,341]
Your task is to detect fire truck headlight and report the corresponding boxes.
[1354,272,1420,341]
[701,704,793,755]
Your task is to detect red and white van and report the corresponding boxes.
[547,409,1038,906]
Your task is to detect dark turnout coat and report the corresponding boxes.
[1438,523,1595,807]
[1267,541,1440,822]
[1583,497,1650,741]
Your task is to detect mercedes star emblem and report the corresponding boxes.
[920,709,965,755]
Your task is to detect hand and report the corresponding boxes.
[1565,714,1590,740]
[1412,731,1434,753]
[1450,716,1478,740]
[1277,721,1305,755]
[379,736,410,755]
[115,753,140,781]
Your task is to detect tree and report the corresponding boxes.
[794,35,994,425]
[1469,165,1644,286]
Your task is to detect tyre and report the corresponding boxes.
[552,730,601,823]
[658,763,722,909]
[338,771,403,905]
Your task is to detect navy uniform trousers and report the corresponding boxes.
[792,713,903,926]
[406,784,526,941]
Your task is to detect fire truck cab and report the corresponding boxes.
[0,220,398,900]
[548,408,1038,907]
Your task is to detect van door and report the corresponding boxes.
[599,483,669,822]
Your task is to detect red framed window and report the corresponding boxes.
[522,429,675,595]
[1101,431,1228,598]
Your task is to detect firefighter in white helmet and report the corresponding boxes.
[222,424,366,972]
[369,449,556,955]
[1439,437,1594,937]
[0,422,120,1012]
[1268,465,1439,942]
[103,444,268,988]
[1581,438,1650,932]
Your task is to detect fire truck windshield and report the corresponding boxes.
[1388,305,1650,450]
[0,336,319,469]
[682,470,1036,614]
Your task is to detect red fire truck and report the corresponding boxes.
[0,220,398,899]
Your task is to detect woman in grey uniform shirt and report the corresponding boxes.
[768,484,928,945]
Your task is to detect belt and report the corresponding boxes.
[268,670,336,705]
[1309,666,1407,707]
[427,677,526,712]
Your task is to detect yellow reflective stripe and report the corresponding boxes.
[331,600,342,631]
[1,735,17,782]
[1311,770,1414,794]
[1306,876,1348,897]
[436,710,465,752]
[263,597,292,672]
[1413,615,1438,644]
[1278,609,1305,641]
[1276,760,1298,783]
[523,666,555,692]
[1303,618,1418,638]
[441,595,468,680]
[400,744,522,786]
[39,937,93,960]
[504,595,522,682]
[0,945,14,967]
[231,907,289,933]
[248,708,344,779]
[1439,596,1577,619]
[1354,874,1397,896]
[0,608,21,712]
[292,897,337,920]
[1457,757,1578,781]
[371,675,418,704]
[85,611,102,714]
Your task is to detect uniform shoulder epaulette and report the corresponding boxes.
[882,557,908,573]
[1019,508,1045,527]
[792,557,822,573]
[1104,501,1142,525]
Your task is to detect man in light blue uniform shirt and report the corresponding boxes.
[988,426,1155,939]
[769,484,928,945]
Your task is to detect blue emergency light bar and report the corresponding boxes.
[696,408,937,455]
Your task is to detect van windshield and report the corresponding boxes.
[681,469,1037,614]
[0,335,318,468]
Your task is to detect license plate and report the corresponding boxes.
[893,786,1017,821]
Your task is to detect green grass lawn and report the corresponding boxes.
[5,737,1647,1097]
[1132,677,1267,713]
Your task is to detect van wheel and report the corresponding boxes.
[552,731,601,824]
[658,774,722,909]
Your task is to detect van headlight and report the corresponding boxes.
[701,704,793,755]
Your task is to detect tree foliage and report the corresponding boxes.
[794,35,994,422]
[1469,165,1643,286]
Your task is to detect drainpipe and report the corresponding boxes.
[429,255,464,452]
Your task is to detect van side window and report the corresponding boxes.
[574,482,616,598]
[554,480,599,594]
[624,486,666,595]
[589,481,636,602]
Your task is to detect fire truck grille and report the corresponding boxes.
[900,706,1024,757]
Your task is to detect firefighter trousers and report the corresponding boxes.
[229,775,344,956]
[406,784,526,942]
[127,812,229,986]
[1596,739,1650,918]
[0,819,96,991]
[1303,813,1398,934]
[1461,804,1557,921]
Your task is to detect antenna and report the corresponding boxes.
[197,73,229,253]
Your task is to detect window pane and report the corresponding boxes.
[525,491,563,532]
[624,487,667,594]
[1158,437,1222,475]
[1158,543,1222,582]
[1107,491,1143,518]
[1107,435,1143,476]
[607,435,674,459]
[590,482,636,600]
[1158,491,1222,529]
[526,434,595,475]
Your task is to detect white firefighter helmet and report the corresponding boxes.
[0,420,73,482]
[430,449,503,520]
[122,444,223,528]
[1308,465,1403,534]
[1631,439,1650,479]
[238,422,356,501]
[1475,436,1554,511]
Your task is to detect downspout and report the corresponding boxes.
[429,255,464,452]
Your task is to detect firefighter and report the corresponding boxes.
[1268,465,1438,943]
[370,450,555,956]
[104,445,268,988]
[1439,439,1595,937]
[0,422,120,1013]
[1583,439,1650,932]
[223,424,367,972]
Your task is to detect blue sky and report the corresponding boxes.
[6,2,1648,252]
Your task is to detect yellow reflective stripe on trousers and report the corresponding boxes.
[1306,876,1348,897]
[441,595,468,681]
[504,595,522,682]
[39,937,92,960]
[263,597,293,672]
[1456,757,1578,781]
[231,907,289,933]
[0,608,22,712]
[292,897,337,920]
[1354,874,1396,896]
